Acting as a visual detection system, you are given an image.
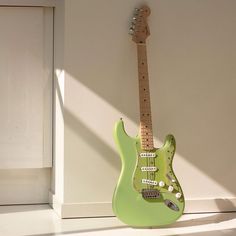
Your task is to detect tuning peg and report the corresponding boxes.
[129,28,135,35]
[133,8,139,16]
[131,22,136,28]
[132,17,137,24]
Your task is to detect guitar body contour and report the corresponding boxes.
[112,120,185,227]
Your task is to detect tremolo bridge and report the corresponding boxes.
[141,189,160,199]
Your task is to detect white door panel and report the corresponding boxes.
[0,7,53,168]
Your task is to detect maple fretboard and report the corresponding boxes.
[137,43,154,150]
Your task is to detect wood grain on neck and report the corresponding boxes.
[137,43,154,150]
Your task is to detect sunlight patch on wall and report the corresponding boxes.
[55,69,65,104]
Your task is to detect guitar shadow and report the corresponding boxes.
[155,198,236,229]
[25,225,128,236]
[25,209,236,236]
[172,229,236,236]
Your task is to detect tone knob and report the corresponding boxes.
[176,192,182,199]
[159,181,165,187]
[129,28,134,35]
[168,186,174,192]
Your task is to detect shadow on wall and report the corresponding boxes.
[64,108,120,170]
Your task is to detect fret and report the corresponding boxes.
[141,133,153,137]
[140,124,153,128]
[141,137,153,140]
[140,111,152,116]
[141,142,154,145]
[140,112,152,115]
[140,122,152,127]
[141,129,152,132]
[142,144,154,148]
[141,129,153,133]
[140,113,152,116]
[142,147,153,151]
[141,138,153,141]
[141,139,154,142]
[140,123,152,127]
[141,131,153,135]
[140,115,152,118]
[141,134,153,137]
[140,130,153,133]
[142,143,154,147]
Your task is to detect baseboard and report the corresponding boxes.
[48,191,63,218]
[49,192,113,218]
[49,192,236,218]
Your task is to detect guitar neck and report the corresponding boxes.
[137,43,154,150]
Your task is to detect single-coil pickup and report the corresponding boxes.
[141,166,157,172]
[140,152,156,158]
[142,179,157,186]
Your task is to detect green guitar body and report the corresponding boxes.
[112,120,185,227]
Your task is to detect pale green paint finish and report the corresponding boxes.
[112,120,185,227]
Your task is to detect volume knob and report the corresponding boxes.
[168,186,174,192]
[176,192,182,199]
[129,28,134,35]
[159,181,165,187]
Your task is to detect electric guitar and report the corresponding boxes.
[112,5,185,227]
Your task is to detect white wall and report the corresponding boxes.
[52,0,65,207]
[52,0,236,217]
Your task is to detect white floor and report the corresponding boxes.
[0,205,235,236]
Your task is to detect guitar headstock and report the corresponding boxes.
[129,5,151,44]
